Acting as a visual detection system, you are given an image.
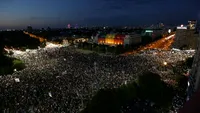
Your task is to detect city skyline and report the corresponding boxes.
[0,0,199,29]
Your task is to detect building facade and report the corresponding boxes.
[188,20,197,30]
[124,34,141,46]
[141,29,163,41]
[187,29,200,100]
[93,32,141,46]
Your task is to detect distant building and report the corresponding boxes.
[159,23,164,28]
[124,34,141,46]
[41,28,45,31]
[47,27,51,31]
[75,24,78,29]
[177,24,187,30]
[188,20,197,29]
[141,29,163,40]
[67,24,71,29]
[186,29,200,100]
[27,26,33,33]
[173,21,199,50]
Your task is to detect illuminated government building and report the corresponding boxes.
[93,32,142,46]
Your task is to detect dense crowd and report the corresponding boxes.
[0,46,195,112]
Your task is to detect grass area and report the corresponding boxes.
[0,56,25,75]
[12,59,26,71]
[76,49,94,54]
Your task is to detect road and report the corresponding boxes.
[24,31,175,55]
[24,31,48,43]
[124,33,175,55]
[24,31,87,44]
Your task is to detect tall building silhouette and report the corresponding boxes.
[27,26,33,33]
[47,27,51,31]
[67,24,71,29]
[188,20,197,29]
[187,29,200,100]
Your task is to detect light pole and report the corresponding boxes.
[94,62,97,75]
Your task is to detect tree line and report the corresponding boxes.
[0,31,41,75]
[0,31,40,49]
[82,72,175,113]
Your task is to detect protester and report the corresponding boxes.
[0,46,195,112]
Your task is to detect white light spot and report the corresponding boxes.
[13,69,17,72]
[48,92,52,97]
[188,82,190,86]
[14,78,20,82]
[62,71,67,75]
[124,81,127,85]
[163,61,167,65]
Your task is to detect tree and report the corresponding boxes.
[82,83,139,113]
[185,56,194,68]
[138,71,173,107]
[83,89,121,113]
[176,74,188,94]
[138,72,162,100]
[118,82,138,104]
[83,72,174,113]
[115,45,124,54]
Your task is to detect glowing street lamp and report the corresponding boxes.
[163,61,167,66]
[168,29,171,34]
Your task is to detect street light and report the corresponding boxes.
[163,61,168,71]
[163,61,167,66]
[168,29,171,34]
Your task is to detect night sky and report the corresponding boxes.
[0,0,199,29]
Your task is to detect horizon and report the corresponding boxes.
[0,0,199,29]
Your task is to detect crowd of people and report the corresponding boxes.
[0,45,195,112]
